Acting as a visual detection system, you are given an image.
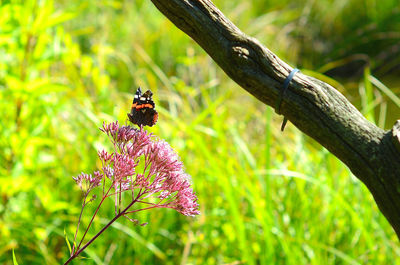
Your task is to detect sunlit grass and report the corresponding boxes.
[1,0,400,264]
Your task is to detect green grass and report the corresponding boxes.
[1,0,400,264]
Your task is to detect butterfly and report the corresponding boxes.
[127,87,158,127]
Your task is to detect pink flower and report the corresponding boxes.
[112,153,137,180]
[73,172,102,192]
[173,187,200,216]
[73,121,200,217]
[68,121,200,265]
[98,150,113,162]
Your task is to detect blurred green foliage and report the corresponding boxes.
[1,0,400,264]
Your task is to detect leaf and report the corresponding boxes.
[45,11,77,29]
[12,249,19,265]
[64,228,72,254]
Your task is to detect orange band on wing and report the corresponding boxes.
[135,104,154,109]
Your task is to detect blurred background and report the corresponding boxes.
[1,0,400,264]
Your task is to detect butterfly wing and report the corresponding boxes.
[128,87,158,127]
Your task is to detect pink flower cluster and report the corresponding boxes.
[73,121,200,217]
[73,172,102,192]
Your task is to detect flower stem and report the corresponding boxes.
[76,185,113,251]
[63,197,139,265]
[71,193,88,255]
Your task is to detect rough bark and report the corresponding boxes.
[149,0,400,239]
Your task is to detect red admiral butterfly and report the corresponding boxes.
[127,87,158,127]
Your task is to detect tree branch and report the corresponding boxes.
[149,0,400,239]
